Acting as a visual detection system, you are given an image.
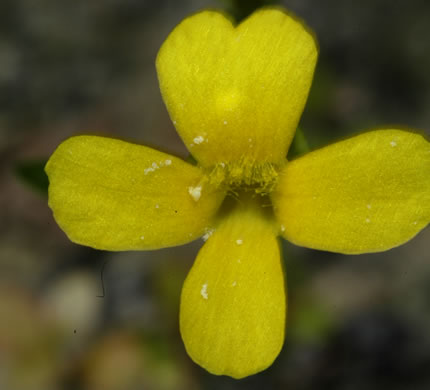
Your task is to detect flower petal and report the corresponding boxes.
[180,198,286,378]
[157,8,318,167]
[46,136,225,250]
[272,130,430,254]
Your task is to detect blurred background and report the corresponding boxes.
[1,0,430,389]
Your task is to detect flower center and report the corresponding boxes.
[206,160,283,194]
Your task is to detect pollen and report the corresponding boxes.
[193,136,205,144]
[236,239,243,245]
[188,185,202,201]
[202,228,215,242]
[200,283,208,300]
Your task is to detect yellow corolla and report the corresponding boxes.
[46,7,430,379]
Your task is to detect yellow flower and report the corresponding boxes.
[46,7,430,379]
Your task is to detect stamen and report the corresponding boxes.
[206,160,281,194]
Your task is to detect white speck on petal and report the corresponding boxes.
[231,281,237,287]
[367,204,372,209]
[188,186,202,201]
[281,225,286,232]
[155,204,159,209]
[219,162,225,168]
[202,228,215,242]
[173,120,177,125]
[390,140,397,147]
[248,138,252,142]
[200,283,208,300]
[365,218,371,223]
[413,221,418,225]
[145,161,163,175]
[236,239,243,245]
[193,136,205,144]
[237,259,241,264]
[223,120,228,125]
[165,159,172,166]
[140,236,144,240]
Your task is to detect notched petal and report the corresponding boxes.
[157,7,318,166]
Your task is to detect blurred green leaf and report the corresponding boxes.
[288,127,310,159]
[185,154,198,165]
[14,160,49,195]
[289,295,335,344]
